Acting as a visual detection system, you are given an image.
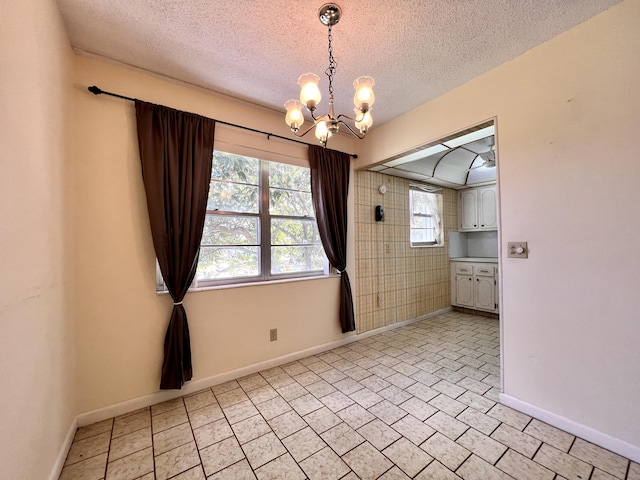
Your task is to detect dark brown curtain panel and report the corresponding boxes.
[135,101,215,389]
[309,145,355,333]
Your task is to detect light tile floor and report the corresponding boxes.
[59,312,639,480]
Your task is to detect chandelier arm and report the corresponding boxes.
[290,122,321,139]
[336,113,357,122]
[337,119,366,140]
[290,114,330,138]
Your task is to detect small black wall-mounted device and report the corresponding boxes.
[375,205,385,222]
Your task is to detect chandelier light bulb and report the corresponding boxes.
[354,108,373,133]
[314,120,332,143]
[353,76,375,112]
[284,100,305,131]
[298,73,322,111]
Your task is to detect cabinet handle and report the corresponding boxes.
[474,224,477,227]
[481,224,484,227]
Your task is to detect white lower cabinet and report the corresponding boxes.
[455,274,474,307]
[451,261,499,313]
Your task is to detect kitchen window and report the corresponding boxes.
[409,184,444,247]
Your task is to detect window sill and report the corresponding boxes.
[157,273,340,295]
[410,243,446,249]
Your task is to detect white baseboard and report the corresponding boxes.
[500,393,640,463]
[76,307,452,427]
[49,417,77,480]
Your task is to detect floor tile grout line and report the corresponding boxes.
[492,445,510,468]
[103,423,113,480]
[181,393,208,480]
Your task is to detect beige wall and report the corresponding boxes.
[71,55,358,414]
[358,1,640,449]
[354,172,456,332]
[0,0,76,478]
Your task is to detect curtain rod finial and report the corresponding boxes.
[88,85,103,95]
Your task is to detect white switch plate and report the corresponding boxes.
[508,242,528,258]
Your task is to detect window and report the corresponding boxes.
[409,184,444,246]
[191,151,326,287]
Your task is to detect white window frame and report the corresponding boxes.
[409,184,444,247]
[157,152,329,292]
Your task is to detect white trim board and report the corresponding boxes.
[76,307,452,427]
[49,418,77,480]
[500,393,640,463]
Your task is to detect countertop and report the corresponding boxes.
[449,257,498,263]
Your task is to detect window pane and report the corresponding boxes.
[271,245,325,274]
[208,182,259,212]
[202,215,258,245]
[271,218,320,245]
[411,215,433,229]
[269,162,310,191]
[197,246,259,280]
[411,229,435,243]
[187,152,331,290]
[411,190,435,215]
[212,152,259,184]
[269,189,313,216]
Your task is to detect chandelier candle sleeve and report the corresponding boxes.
[284,100,305,131]
[354,109,373,133]
[353,76,375,112]
[315,120,332,143]
[283,3,375,146]
[298,73,322,111]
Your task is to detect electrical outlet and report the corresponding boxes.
[270,328,278,342]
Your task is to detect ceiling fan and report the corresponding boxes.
[467,137,496,171]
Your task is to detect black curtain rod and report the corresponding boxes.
[87,86,358,159]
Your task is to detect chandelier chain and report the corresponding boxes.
[325,24,336,97]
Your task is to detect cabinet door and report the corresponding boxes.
[475,276,496,311]
[455,275,474,307]
[477,185,497,230]
[459,190,478,230]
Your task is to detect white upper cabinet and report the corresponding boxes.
[477,186,498,229]
[458,185,497,231]
[459,190,479,230]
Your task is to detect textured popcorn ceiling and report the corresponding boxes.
[56,0,619,126]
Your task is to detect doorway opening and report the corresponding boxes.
[353,118,502,392]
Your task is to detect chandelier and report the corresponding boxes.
[284,3,375,146]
